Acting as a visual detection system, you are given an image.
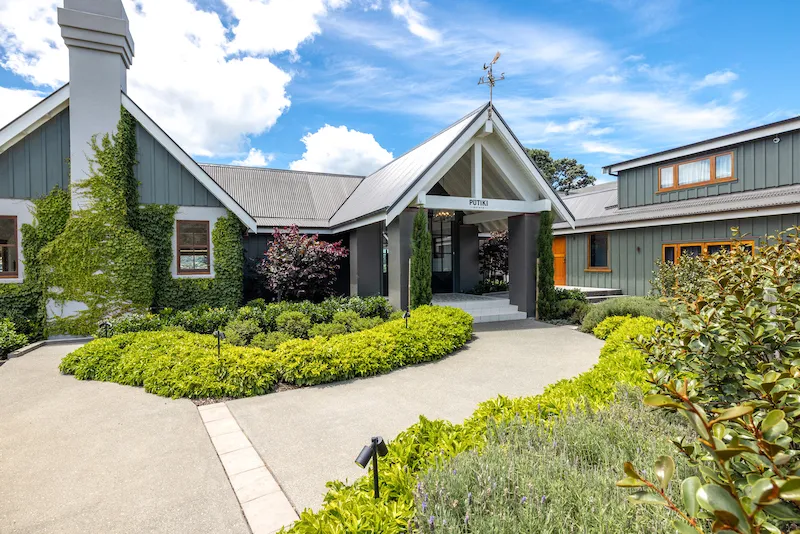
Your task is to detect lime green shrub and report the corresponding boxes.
[580,296,669,333]
[415,390,694,534]
[307,322,348,338]
[287,316,661,533]
[223,318,262,346]
[277,306,473,386]
[60,330,278,398]
[276,311,311,338]
[0,318,28,357]
[593,314,632,340]
[251,331,293,351]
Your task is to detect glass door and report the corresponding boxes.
[429,211,454,293]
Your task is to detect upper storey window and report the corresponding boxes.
[658,151,734,192]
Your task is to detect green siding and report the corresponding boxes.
[618,129,800,208]
[564,213,800,295]
[0,108,70,199]
[135,122,221,207]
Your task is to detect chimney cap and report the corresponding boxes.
[58,0,135,68]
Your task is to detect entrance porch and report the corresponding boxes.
[432,293,526,323]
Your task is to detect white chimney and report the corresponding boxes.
[58,0,135,210]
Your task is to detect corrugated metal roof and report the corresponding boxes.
[201,164,363,227]
[558,182,618,220]
[329,104,488,226]
[553,182,800,230]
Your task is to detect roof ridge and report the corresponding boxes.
[199,162,364,179]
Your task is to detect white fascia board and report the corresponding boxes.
[256,226,334,235]
[121,93,258,232]
[552,203,800,235]
[489,112,576,228]
[604,118,800,174]
[386,109,490,225]
[0,85,70,155]
[255,212,387,235]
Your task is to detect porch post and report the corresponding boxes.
[387,209,415,310]
[508,214,540,317]
[349,223,383,297]
[458,225,480,292]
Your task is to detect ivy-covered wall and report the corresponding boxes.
[2,108,245,337]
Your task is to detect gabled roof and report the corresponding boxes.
[604,115,800,175]
[201,164,363,229]
[329,104,488,227]
[121,93,258,231]
[0,84,70,154]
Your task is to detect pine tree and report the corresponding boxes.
[537,210,556,319]
[410,208,432,308]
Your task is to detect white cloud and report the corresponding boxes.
[0,86,49,128]
[588,73,624,84]
[389,0,441,43]
[695,69,738,89]
[581,141,641,157]
[290,125,393,175]
[624,54,645,62]
[0,0,348,156]
[544,117,599,134]
[232,148,275,167]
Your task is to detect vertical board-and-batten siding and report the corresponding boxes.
[565,213,800,296]
[135,122,221,207]
[0,109,71,199]
[618,129,800,208]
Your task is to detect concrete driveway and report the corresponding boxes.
[227,320,603,514]
[0,343,249,534]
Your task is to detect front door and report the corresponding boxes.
[429,211,454,293]
[553,236,567,286]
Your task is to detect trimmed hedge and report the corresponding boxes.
[59,330,278,398]
[580,296,669,333]
[287,316,661,533]
[61,306,473,398]
[592,314,632,340]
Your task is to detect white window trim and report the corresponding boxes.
[0,199,34,284]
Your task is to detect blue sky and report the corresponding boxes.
[1,0,798,181]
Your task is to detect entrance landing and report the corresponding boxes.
[432,293,527,323]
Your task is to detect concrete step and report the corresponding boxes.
[439,301,527,323]
[473,311,528,323]
[444,299,511,312]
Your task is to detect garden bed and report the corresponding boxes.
[59,305,473,399]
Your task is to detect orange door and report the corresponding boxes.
[553,236,567,286]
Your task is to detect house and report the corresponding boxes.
[553,116,800,296]
[0,0,574,324]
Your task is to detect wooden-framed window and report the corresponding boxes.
[586,232,611,272]
[662,240,754,263]
[658,151,735,192]
[177,220,210,274]
[0,216,18,278]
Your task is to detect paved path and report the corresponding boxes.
[227,320,603,514]
[0,343,249,534]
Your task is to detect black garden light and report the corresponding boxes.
[403,308,410,329]
[212,330,226,356]
[99,320,112,338]
[355,436,389,499]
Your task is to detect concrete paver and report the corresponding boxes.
[227,320,603,513]
[0,343,249,534]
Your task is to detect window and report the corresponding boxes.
[663,240,754,263]
[586,232,610,271]
[658,151,735,192]
[177,220,210,274]
[0,216,18,278]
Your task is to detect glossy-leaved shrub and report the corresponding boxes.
[580,296,670,333]
[0,318,28,358]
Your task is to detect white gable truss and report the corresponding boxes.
[0,85,70,155]
[385,105,575,229]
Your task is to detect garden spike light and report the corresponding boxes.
[99,320,112,338]
[403,308,410,328]
[212,330,226,357]
[354,436,388,499]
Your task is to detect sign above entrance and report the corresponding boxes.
[418,193,551,216]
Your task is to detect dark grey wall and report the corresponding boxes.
[349,223,382,297]
[388,209,415,310]
[618,129,800,208]
[564,213,800,295]
[135,122,221,207]
[508,214,540,317]
[0,109,71,199]
[458,224,480,292]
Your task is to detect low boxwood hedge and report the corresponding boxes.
[60,305,473,398]
[579,296,670,333]
[286,316,662,533]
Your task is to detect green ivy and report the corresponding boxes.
[41,111,154,335]
[0,187,70,338]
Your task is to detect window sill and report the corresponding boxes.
[174,273,214,279]
[657,176,736,194]
[585,267,611,273]
[0,276,23,284]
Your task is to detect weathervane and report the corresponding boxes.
[478,51,504,119]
